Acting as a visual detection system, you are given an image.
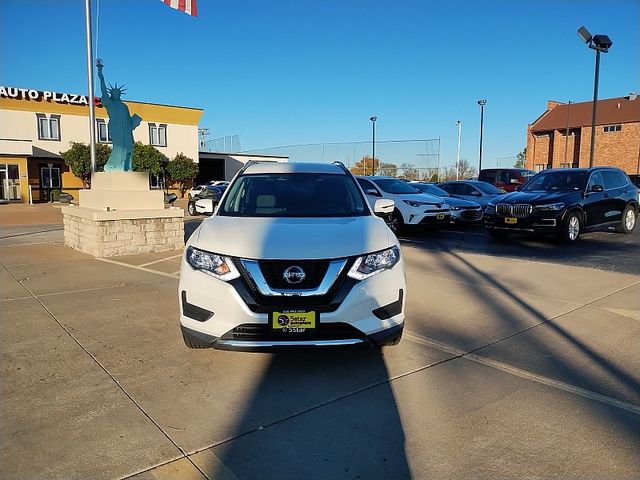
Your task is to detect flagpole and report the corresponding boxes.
[85,0,97,173]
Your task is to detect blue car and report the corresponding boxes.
[410,182,483,223]
[437,180,506,209]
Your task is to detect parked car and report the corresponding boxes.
[437,180,506,209]
[356,176,450,232]
[410,182,483,223]
[187,185,226,216]
[188,184,208,200]
[478,168,536,192]
[483,167,639,243]
[209,180,230,187]
[179,161,405,350]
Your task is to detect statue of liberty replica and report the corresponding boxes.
[97,59,142,171]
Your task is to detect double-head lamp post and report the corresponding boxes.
[577,26,612,168]
[370,116,377,176]
[477,99,487,173]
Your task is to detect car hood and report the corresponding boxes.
[191,215,395,260]
[444,197,481,208]
[498,190,578,204]
[393,192,446,205]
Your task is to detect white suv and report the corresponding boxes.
[179,162,406,350]
[356,176,451,232]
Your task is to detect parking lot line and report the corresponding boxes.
[405,331,640,416]
[96,257,180,280]
[138,253,184,267]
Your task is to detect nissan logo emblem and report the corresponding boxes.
[283,266,306,284]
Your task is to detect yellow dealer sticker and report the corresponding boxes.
[272,310,316,332]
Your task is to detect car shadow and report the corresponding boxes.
[408,245,640,441]
[205,348,411,479]
[184,219,203,242]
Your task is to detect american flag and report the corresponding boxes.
[160,0,198,17]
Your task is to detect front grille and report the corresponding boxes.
[460,209,482,221]
[496,203,533,218]
[259,260,329,290]
[221,322,366,341]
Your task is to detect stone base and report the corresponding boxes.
[79,172,165,211]
[62,205,184,257]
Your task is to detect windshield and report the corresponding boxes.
[476,182,504,194]
[218,173,369,217]
[372,178,419,194]
[412,183,450,197]
[522,171,588,192]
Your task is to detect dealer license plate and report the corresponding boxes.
[272,310,316,333]
[505,217,518,224]
[436,213,445,220]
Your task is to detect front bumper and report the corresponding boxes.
[178,255,406,350]
[483,210,562,233]
[451,208,483,223]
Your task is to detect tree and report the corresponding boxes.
[166,153,198,197]
[60,142,111,187]
[399,163,420,181]
[132,141,167,176]
[515,148,527,168]
[456,159,477,180]
[349,156,397,177]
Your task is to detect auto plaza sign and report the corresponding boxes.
[0,86,101,106]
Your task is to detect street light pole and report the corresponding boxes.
[589,48,601,168]
[477,99,487,173]
[370,116,377,176]
[577,26,612,168]
[456,120,461,180]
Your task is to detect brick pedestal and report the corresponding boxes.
[62,172,185,257]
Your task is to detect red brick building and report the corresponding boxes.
[526,94,640,177]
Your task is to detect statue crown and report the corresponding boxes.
[107,82,127,96]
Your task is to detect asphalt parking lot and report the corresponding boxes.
[1,204,639,479]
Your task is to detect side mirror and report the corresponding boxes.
[374,198,394,217]
[590,184,604,193]
[366,188,382,197]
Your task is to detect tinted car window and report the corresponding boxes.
[356,178,375,192]
[412,184,450,197]
[372,178,419,194]
[456,184,479,196]
[438,183,455,194]
[476,182,504,194]
[602,170,628,189]
[588,172,605,190]
[479,171,497,182]
[220,173,369,217]
[522,171,588,192]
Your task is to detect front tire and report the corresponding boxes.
[559,211,581,243]
[388,209,405,234]
[615,205,637,234]
[187,202,196,216]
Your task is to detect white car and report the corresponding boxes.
[188,184,208,199]
[356,176,451,232]
[179,162,406,350]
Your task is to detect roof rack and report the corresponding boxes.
[237,159,279,175]
[332,161,351,175]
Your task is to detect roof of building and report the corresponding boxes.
[530,95,640,132]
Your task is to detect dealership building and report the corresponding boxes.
[0,85,203,203]
[526,94,640,176]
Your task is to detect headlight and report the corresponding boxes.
[485,203,496,213]
[534,202,565,211]
[403,200,430,207]
[185,246,240,281]
[450,205,460,210]
[348,246,401,280]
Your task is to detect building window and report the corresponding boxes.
[559,128,578,136]
[149,123,167,147]
[534,164,548,172]
[96,119,111,143]
[559,163,578,169]
[603,124,622,133]
[36,114,61,141]
[150,172,165,190]
[40,165,61,189]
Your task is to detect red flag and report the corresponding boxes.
[161,0,197,17]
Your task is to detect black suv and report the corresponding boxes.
[483,167,638,243]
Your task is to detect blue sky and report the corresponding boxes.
[1,0,638,168]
